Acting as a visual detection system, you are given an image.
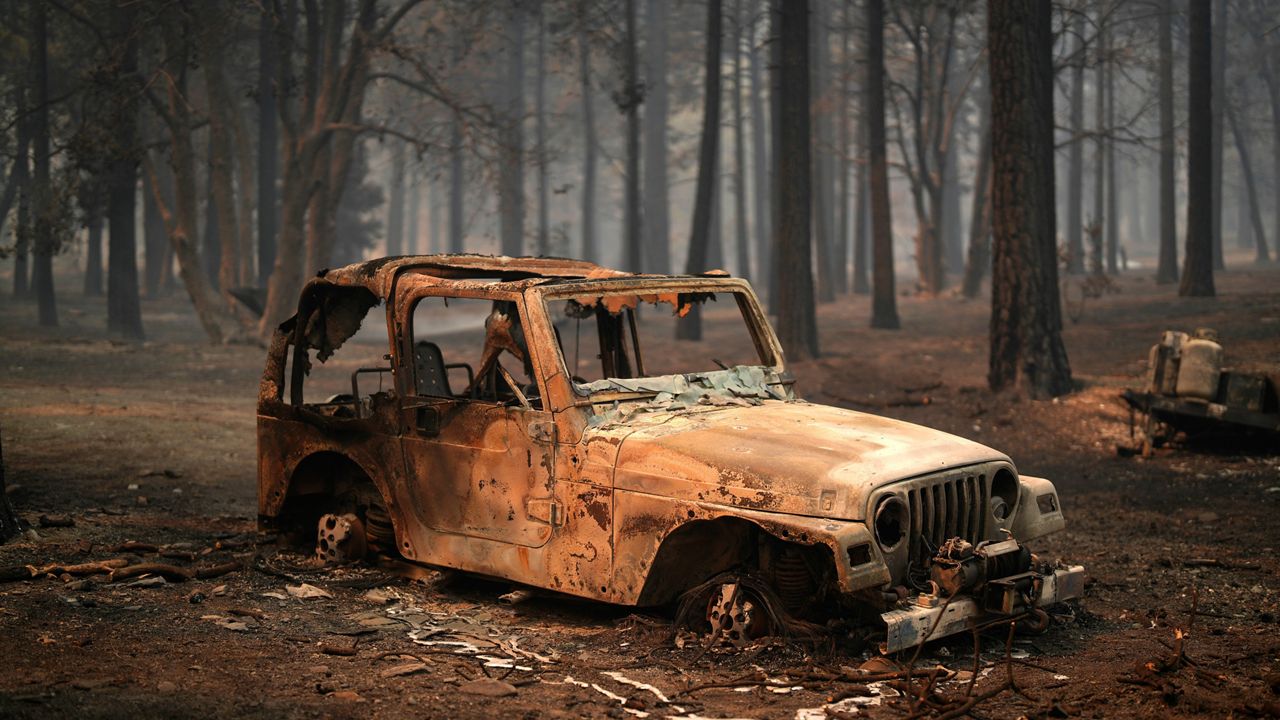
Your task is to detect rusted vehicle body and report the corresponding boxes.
[258,254,1082,651]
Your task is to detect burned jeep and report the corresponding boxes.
[258,255,1082,652]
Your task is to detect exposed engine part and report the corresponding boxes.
[929,537,1031,597]
[705,583,770,648]
[363,504,394,551]
[316,513,367,564]
[771,547,816,613]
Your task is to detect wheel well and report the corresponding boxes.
[275,452,384,542]
[635,517,835,607]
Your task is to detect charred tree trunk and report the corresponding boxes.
[852,114,870,295]
[1092,13,1107,277]
[202,134,221,289]
[202,22,242,301]
[143,144,171,298]
[772,0,819,356]
[1104,31,1119,275]
[535,1,550,257]
[811,0,835,303]
[767,0,782,310]
[499,1,526,257]
[732,0,750,280]
[619,0,643,271]
[747,1,770,292]
[106,1,144,340]
[867,0,898,329]
[1155,0,1179,284]
[578,20,597,263]
[677,0,723,341]
[1210,0,1226,270]
[29,0,58,327]
[834,2,851,294]
[10,88,30,299]
[1264,56,1280,264]
[1066,14,1085,274]
[1179,0,1215,297]
[643,0,670,273]
[987,0,1072,397]
[257,1,279,286]
[1226,101,1271,263]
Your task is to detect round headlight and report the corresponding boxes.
[990,470,1019,524]
[874,496,908,550]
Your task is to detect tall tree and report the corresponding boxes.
[732,0,750,281]
[987,0,1071,397]
[962,79,991,299]
[867,0,898,329]
[677,0,723,341]
[499,1,526,257]
[106,0,144,339]
[1104,16,1118,275]
[1065,13,1085,275]
[1155,0,1178,284]
[534,0,550,257]
[810,0,835,303]
[1209,0,1226,270]
[834,2,852,294]
[643,0,670,273]
[620,0,643,271]
[1179,0,1215,297]
[29,0,57,327]
[1225,100,1270,263]
[1092,10,1107,276]
[773,0,818,356]
[747,0,770,290]
[257,1,279,285]
[578,17,597,262]
[10,87,30,299]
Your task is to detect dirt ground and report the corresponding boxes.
[1,258,1278,719]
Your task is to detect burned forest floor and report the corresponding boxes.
[1,260,1279,719]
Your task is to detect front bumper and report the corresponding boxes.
[879,564,1085,654]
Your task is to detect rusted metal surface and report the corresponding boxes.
[257,254,1079,649]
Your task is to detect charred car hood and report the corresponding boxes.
[608,400,1008,520]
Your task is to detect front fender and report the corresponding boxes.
[1010,475,1066,541]
[611,489,890,606]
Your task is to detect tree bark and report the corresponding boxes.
[535,0,550,257]
[1066,14,1085,274]
[1225,101,1271,263]
[834,1,851,294]
[987,0,1072,397]
[1210,0,1226,270]
[105,0,144,340]
[811,0,835,303]
[867,0,898,329]
[622,0,643,271]
[29,0,58,327]
[1263,50,1280,265]
[1104,23,1119,275]
[1179,0,1215,297]
[747,0,770,292]
[578,19,597,263]
[201,23,242,301]
[257,1,279,286]
[1092,10,1106,276]
[11,87,30,299]
[143,142,171,298]
[732,0,750,281]
[85,214,103,297]
[677,0,723,342]
[643,0,670,273]
[1155,0,1179,284]
[499,1,526,257]
[773,0,819,356]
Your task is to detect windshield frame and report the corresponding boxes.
[529,277,786,399]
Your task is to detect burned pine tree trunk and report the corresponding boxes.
[1155,0,1179,284]
[1210,0,1226,270]
[867,0,898,329]
[747,0,770,291]
[10,88,30,299]
[1066,13,1085,275]
[1179,0,1215,297]
[677,0,723,342]
[499,2,527,258]
[772,0,819,356]
[835,1,852,295]
[962,83,992,299]
[84,212,103,297]
[732,0,750,281]
[29,0,58,328]
[621,0,643,272]
[643,0,670,274]
[1104,33,1119,275]
[578,19,597,263]
[1226,101,1271,263]
[810,0,835,303]
[257,1,279,285]
[0,424,26,544]
[987,0,1072,398]
[106,0,144,340]
[1092,12,1107,277]
[535,1,550,258]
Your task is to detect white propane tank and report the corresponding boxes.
[1175,329,1222,401]
[1147,331,1187,395]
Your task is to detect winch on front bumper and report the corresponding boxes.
[879,536,1085,654]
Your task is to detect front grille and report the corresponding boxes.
[905,472,989,565]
